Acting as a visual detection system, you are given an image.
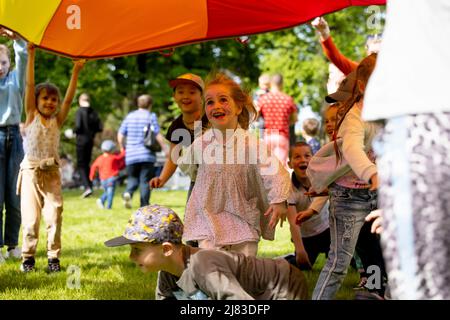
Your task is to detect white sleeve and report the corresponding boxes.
[309,196,328,213]
[338,109,377,182]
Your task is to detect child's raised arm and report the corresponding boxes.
[57,59,85,127]
[24,43,36,125]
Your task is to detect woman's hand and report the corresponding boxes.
[311,17,330,41]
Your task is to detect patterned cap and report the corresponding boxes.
[104,205,184,247]
[169,73,204,92]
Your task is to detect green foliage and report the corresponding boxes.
[254,6,385,114]
[2,5,384,161]
[29,39,260,159]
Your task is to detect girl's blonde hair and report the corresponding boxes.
[204,73,256,130]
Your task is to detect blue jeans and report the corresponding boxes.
[0,125,24,248]
[100,177,118,209]
[125,162,155,207]
[313,183,377,300]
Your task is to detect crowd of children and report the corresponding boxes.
[0,12,409,301]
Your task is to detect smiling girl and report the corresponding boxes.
[18,43,85,273]
[178,73,291,257]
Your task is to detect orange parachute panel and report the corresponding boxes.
[0,0,386,59]
[40,0,208,58]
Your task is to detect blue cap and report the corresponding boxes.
[101,140,116,153]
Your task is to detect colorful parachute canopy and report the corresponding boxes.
[0,0,385,59]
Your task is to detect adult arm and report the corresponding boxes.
[312,17,358,75]
[13,35,28,93]
[289,98,298,125]
[321,37,358,75]
[117,132,126,152]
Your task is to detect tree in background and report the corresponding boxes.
[254,6,384,114]
[0,6,384,162]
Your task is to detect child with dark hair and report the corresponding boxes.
[18,43,85,273]
[285,142,330,270]
[150,73,205,201]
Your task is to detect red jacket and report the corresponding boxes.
[321,36,358,75]
[89,150,125,181]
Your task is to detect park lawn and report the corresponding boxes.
[0,188,359,300]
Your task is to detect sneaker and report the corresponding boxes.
[122,192,132,209]
[20,258,35,273]
[47,258,61,273]
[81,188,93,199]
[96,198,105,209]
[353,277,368,290]
[5,247,21,260]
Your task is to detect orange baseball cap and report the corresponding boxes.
[169,73,204,92]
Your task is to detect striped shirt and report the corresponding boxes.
[118,109,160,165]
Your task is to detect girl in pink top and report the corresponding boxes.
[178,73,290,257]
[312,54,387,300]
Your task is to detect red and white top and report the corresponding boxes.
[258,92,297,138]
[89,150,125,181]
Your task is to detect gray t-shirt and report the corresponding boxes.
[287,175,329,238]
[156,246,308,300]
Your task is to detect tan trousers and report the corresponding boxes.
[198,239,258,257]
[19,166,63,260]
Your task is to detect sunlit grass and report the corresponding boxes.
[0,188,358,300]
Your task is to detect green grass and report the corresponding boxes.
[0,187,359,300]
